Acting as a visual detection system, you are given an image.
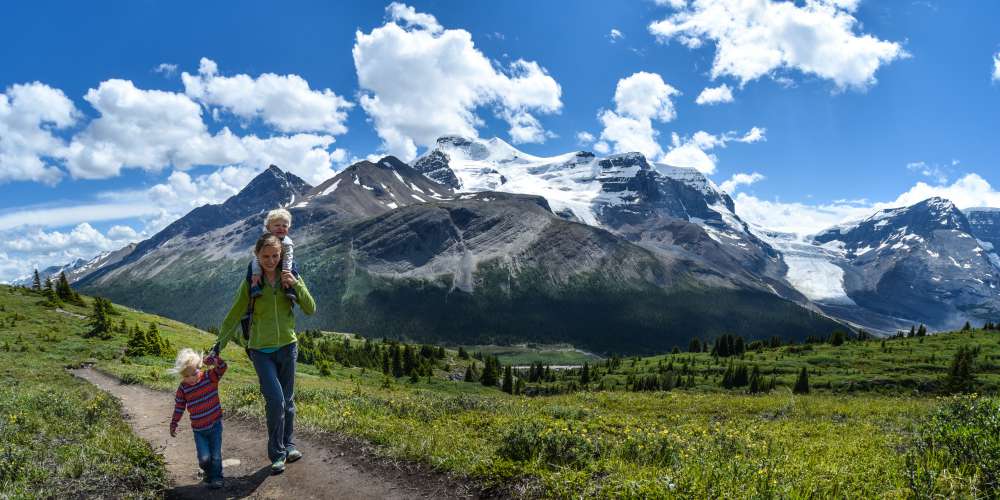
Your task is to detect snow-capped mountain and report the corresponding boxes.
[412,136,793,298]
[799,197,1000,331]
[12,243,137,286]
[965,207,1000,257]
[77,157,843,353]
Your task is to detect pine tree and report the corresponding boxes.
[56,272,73,302]
[943,346,977,393]
[747,366,764,394]
[829,330,846,346]
[671,345,681,354]
[962,321,972,332]
[87,297,111,338]
[464,364,476,382]
[793,366,810,394]
[580,362,591,385]
[909,325,916,338]
[42,277,60,305]
[502,365,513,394]
[917,324,927,337]
[381,350,391,375]
[688,337,702,353]
[32,269,42,291]
[458,346,469,359]
[481,356,499,387]
[391,345,403,378]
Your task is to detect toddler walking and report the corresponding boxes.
[169,348,227,489]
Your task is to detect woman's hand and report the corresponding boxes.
[281,270,297,288]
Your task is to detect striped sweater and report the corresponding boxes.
[170,358,227,432]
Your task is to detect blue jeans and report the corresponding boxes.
[193,420,223,482]
[248,343,297,462]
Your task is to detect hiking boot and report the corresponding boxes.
[286,448,302,463]
[208,479,224,489]
[271,457,286,474]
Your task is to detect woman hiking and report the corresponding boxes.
[214,233,316,473]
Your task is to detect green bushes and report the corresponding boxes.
[497,420,595,467]
[905,395,1000,497]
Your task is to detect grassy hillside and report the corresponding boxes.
[0,286,166,497]
[5,283,999,498]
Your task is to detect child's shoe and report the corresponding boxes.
[208,479,224,489]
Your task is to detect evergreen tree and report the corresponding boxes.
[32,269,41,291]
[381,350,390,375]
[458,346,469,359]
[56,272,73,301]
[502,365,513,394]
[747,365,764,394]
[87,297,112,338]
[42,277,60,305]
[829,330,847,346]
[962,321,972,332]
[793,366,810,394]
[403,345,417,376]
[688,337,702,353]
[943,346,977,393]
[909,325,916,338]
[481,356,499,387]
[391,345,403,378]
[917,324,927,337]
[514,378,525,395]
[580,362,590,385]
[671,345,681,354]
[464,364,476,382]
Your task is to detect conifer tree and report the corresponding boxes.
[688,337,702,353]
[793,366,810,394]
[391,345,403,378]
[87,297,111,338]
[42,277,60,305]
[32,269,42,291]
[580,362,590,385]
[464,364,476,382]
[502,365,513,394]
[944,346,976,393]
[962,321,972,332]
[917,324,927,337]
[56,272,73,301]
[481,356,499,387]
[909,325,916,337]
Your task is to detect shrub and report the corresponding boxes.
[905,395,1000,497]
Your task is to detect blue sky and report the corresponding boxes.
[2,0,999,281]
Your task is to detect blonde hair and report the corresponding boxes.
[170,348,203,377]
[264,208,292,229]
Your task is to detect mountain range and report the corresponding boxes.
[30,136,999,352]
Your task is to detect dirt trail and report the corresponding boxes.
[72,367,475,499]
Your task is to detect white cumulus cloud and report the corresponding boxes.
[993,51,1000,82]
[182,57,353,135]
[609,29,624,43]
[353,3,562,160]
[695,84,734,105]
[735,173,1000,236]
[662,127,765,174]
[649,0,908,90]
[719,172,765,194]
[597,71,680,160]
[0,82,78,185]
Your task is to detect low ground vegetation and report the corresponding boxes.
[3,283,1000,497]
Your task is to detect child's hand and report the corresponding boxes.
[251,274,261,286]
[203,354,218,367]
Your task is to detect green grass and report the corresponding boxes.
[4,283,998,498]
[0,286,167,498]
[463,343,602,366]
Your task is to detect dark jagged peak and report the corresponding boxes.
[413,149,462,189]
[226,164,312,213]
[816,197,971,250]
[301,157,455,222]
